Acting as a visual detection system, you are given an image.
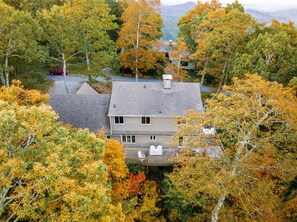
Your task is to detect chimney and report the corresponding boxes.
[169,40,173,46]
[163,74,173,89]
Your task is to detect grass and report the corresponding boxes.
[10,63,54,93]
[66,62,87,74]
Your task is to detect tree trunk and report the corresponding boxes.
[135,11,141,82]
[4,54,9,87]
[85,49,90,71]
[201,51,209,87]
[223,59,231,86]
[217,61,227,93]
[211,194,227,222]
[62,53,70,94]
[200,73,205,87]
[0,71,5,86]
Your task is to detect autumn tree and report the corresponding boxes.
[167,38,190,82]
[116,0,164,81]
[0,81,122,221]
[166,74,297,221]
[3,0,63,14]
[177,0,222,54]
[38,5,81,93]
[97,132,163,221]
[189,3,258,90]
[64,0,117,81]
[232,20,297,85]
[0,1,45,86]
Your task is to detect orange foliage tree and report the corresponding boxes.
[101,136,163,221]
[116,0,164,80]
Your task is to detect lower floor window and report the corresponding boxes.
[122,135,136,144]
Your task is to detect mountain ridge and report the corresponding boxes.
[161,2,297,41]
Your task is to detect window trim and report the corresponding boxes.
[121,135,136,144]
[141,116,151,125]
[114,116,124,125]
[149,135,156,141]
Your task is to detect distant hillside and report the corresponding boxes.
[161,1,195,18]
[161,2,297,41]
[247,8,297,24]
[161,1,195,41]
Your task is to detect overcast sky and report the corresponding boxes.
[161,0,297,11]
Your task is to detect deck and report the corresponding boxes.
[124,147,179,166]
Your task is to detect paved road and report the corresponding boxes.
[47,69,216,94]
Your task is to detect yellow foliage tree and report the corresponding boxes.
[167,74,297,221]
[0,82,123,221]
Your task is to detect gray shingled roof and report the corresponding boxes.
[108,82,203,116]
[76,82,99,95]
[48,94,111,133]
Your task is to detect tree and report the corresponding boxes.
[177,0,222,54]
[288,77,297,93]
[98,133,163,221]
[167,38,190,82]
[38,5,81,93]
[3,0,63,14]
[0,81,121,221]
[190,6,257,90]
[116,0,164,81]
[166,74,297,221]
[106,0,124,42]
[0,1,45,86]
[64,0,117,81]
[232,20,297,85]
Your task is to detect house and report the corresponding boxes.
[168,50,196,71]
[156,40,175,59]
[156,41,196,71]
[48,75,204,166]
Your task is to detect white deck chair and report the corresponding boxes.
[138,151,145,162]
[149,145,156,155]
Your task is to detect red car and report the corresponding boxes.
[50,67,69,75]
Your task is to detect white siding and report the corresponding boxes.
[110,135,175,148]
[111,116,177,133]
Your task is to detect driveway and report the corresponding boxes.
[47,68,216,94]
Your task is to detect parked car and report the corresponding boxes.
[50,67,69,75]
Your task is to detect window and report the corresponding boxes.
[141,117,151,125]
[181,60,189,66]
[177,117,186,125]
[178,137,184,147]
[150,135,156,141]
[121,135,136,144]
[115,116,124,124]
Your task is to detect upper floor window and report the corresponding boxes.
[150,135,156,141]
[141,117,151,125]
[115,116,124,124]
[122,135,135,144]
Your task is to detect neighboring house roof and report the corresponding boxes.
[76,82,99,95]
[48,94,111,133]
[154,41,176,53]
[108,82,203,116]
[168,50,191,61]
